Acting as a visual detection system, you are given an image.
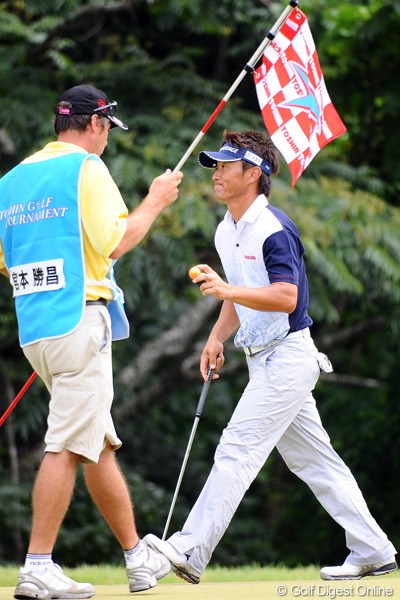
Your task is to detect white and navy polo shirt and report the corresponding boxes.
[215,194,313,348]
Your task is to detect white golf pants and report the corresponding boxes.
[168,329,396,574]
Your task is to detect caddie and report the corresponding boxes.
[0,83,182,599]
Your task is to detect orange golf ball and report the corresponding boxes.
[188,266,202,280]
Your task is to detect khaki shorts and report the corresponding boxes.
[23,304,122,463]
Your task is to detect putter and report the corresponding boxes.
[162,367,214,540]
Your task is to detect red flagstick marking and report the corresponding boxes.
[0,371,37,427]
[201,100,227,134]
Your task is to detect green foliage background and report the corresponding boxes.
[0,0,399,570]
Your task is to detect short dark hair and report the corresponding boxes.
[222,130,279,197]
[54,101,108,135]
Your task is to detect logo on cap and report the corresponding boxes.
[221,145,240,154]
[244,150,262,166]
[97,98,108,113]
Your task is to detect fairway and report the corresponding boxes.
[1,578,399,600]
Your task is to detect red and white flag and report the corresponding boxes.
[254,7,346,186]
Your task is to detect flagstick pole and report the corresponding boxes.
[0,371,37,428]
[173,0,299,173]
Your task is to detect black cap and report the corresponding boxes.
[55,84,128,131]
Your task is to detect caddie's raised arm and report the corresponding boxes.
[110,168,183,259]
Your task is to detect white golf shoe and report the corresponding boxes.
[14,563,95,599]
[320,557,397,580]
[127,541,171,592]
[143,533,201,584]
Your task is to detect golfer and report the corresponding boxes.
[0,84,182,598]
[144,129,397,583]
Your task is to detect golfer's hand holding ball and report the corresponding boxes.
[188,266,202,280]
[189,264,231,302]
[188,264,226,381]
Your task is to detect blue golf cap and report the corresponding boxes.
[198,144,272,175]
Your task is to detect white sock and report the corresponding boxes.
[24,553,53,574]
[124,540,147,567]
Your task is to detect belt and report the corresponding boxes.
[243,339,279,356]
[243,345,268,356]
[86,299,107,306]
[243,328,311,356]
[288,327,311,339]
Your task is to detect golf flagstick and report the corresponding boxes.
[0,371,37,428]
[173,0,299,173]
[162,367,214,541]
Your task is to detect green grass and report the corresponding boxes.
[0,564,322,587]
[2,563,398,587]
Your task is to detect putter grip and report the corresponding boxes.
[195,369,214,417]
